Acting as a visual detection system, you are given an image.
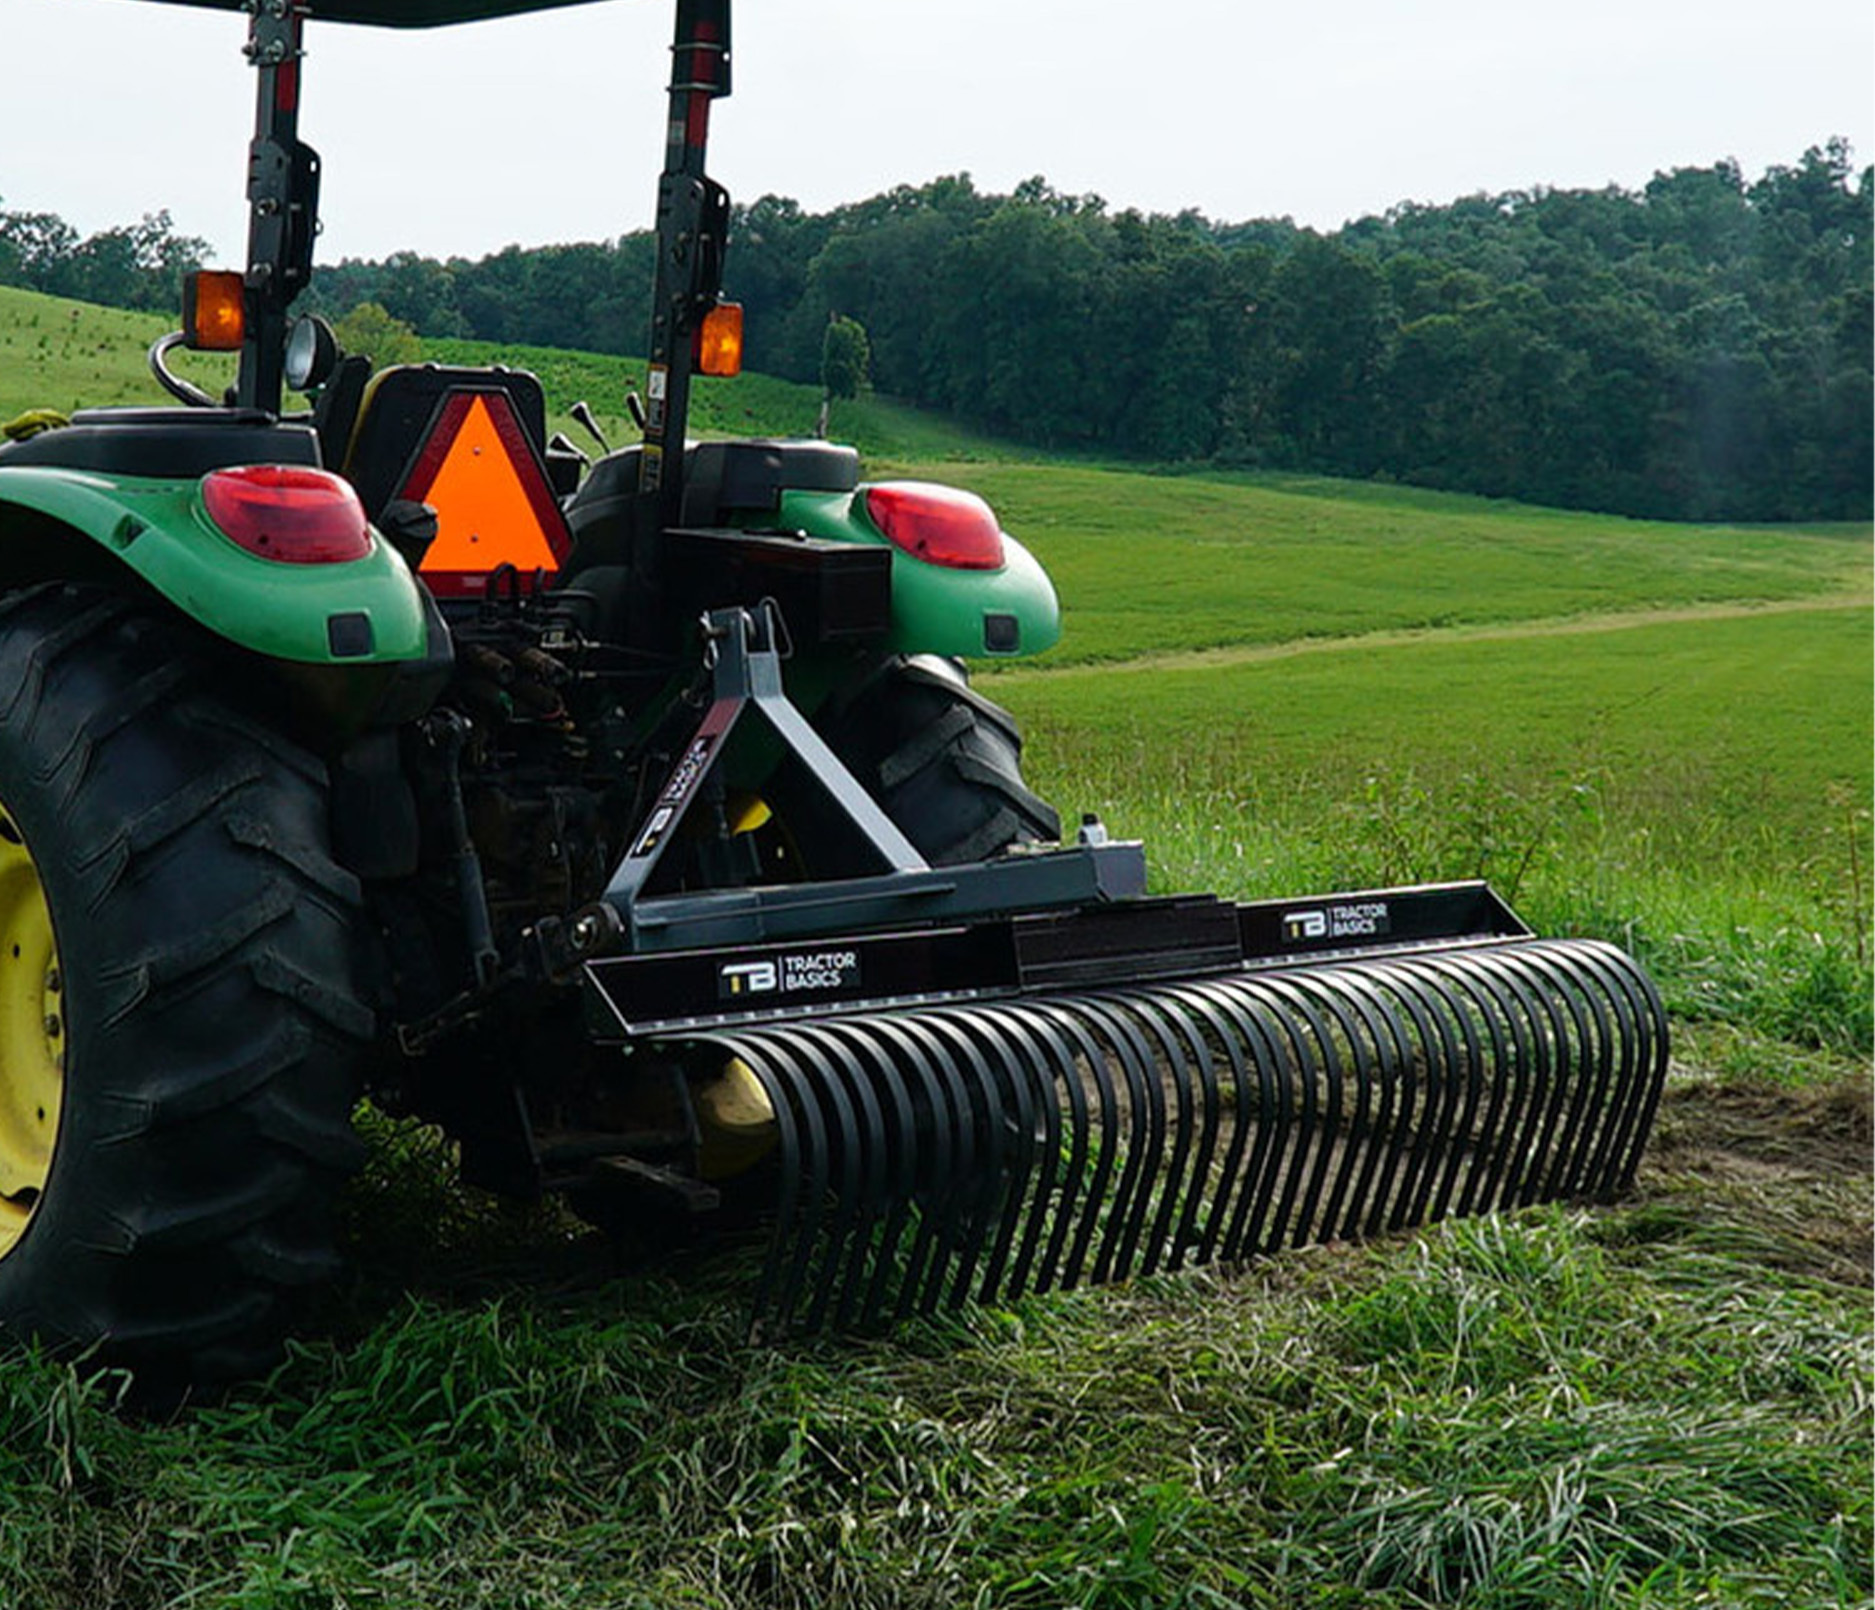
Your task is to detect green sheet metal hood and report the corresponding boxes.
[135,0,612,26]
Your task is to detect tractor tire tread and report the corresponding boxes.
[0,586,371,1391]
[795,653,1059,867]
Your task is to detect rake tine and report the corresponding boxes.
[1420,953,1516,1221]
[711,1034,797,1337]
[1182,981,1286,1264]
[1490,948,1579,1210]
[958,1003,1057,1306]
[859,1016,973,1324]
[1481,949,1570,1209]
[913,1011,1012,1312]
[1598,944,1670,1192]
[1557,942,1649,1197]
[1292,965,1404,1245]
[1534,945,1618,1200]
[1030,1000,1122,1293]
[1134,988,1226,1272]
[1157,981,1256,1267]
[1592,941,1671,1192]
[1012,1002,1093,1298]
[1257,971,1348,1248]
[1509,948,1598,1204]
[1218,983,1298,1258]
[1436,960,1505,1225]
[772,1026,868,1333]
[1513,951,1578,1205]
[1071,997,1164,1286]
[1343,963,1428,1238]
[816,1016,923,1330]
[1248,974,1345,1250]
[715,1029,820,1335]
[1457,948,1556,1211]
[1369,959,1462,1234]
[1282,970,1385,1246]
[1114,990,1209,1276]
[781,1022,889,1334]
[1350,963,1428,1240]
[1410,963,1485,1227]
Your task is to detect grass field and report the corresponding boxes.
[905,462,1866,666]
[0,287,1869,1608]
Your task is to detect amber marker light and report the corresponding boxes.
[697,302,744,377]
[183,270,246,352]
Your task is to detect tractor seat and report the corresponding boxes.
[339,364,571,598]
[340,365,550,518]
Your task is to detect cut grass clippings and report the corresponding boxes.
[0,1191,1864,1609]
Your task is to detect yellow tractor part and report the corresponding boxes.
[693,1057,778,1181]
[0,804,63,1258]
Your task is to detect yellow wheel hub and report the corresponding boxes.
[0,803,62,1258]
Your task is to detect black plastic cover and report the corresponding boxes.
[0,409,320,476]
[661,528,889,645]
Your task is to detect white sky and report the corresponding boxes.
[4,0,1871,266]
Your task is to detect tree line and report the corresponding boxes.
[4,142,1868,521]
[0,207,211,315]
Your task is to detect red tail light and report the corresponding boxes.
[864,483,1006,570]
[201,466,373,564]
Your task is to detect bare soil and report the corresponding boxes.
[1636,1069,1873,1286]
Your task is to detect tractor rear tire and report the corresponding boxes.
[0,586,371,1393]
[781,653,1060,869]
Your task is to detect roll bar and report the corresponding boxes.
[221,0,728,532]
[138,0,612,28]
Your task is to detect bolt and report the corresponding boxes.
[43,1015,61,1039]
[44,969,58,993]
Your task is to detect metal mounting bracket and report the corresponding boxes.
[599,603,927,916]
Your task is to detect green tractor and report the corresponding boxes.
[0,0,1666,1390]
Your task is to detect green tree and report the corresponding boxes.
[816,314,871,436]
[331,301,423,367]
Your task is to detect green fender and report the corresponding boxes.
[778,485,1060,660]
[0,466,431,665]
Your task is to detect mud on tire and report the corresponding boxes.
[0,586,371,1392]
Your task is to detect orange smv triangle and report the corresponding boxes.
[407,393,564,590]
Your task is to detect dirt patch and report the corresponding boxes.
[1646,1072,1871,1181]
[1634,1070,1872,1286]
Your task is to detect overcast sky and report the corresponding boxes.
[5,0,1871,266]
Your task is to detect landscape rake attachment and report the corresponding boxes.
[592,898,1667,1335]
[575,612,1668,1334]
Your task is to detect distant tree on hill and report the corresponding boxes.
[332,302,423,367]
[816,313,870,437]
